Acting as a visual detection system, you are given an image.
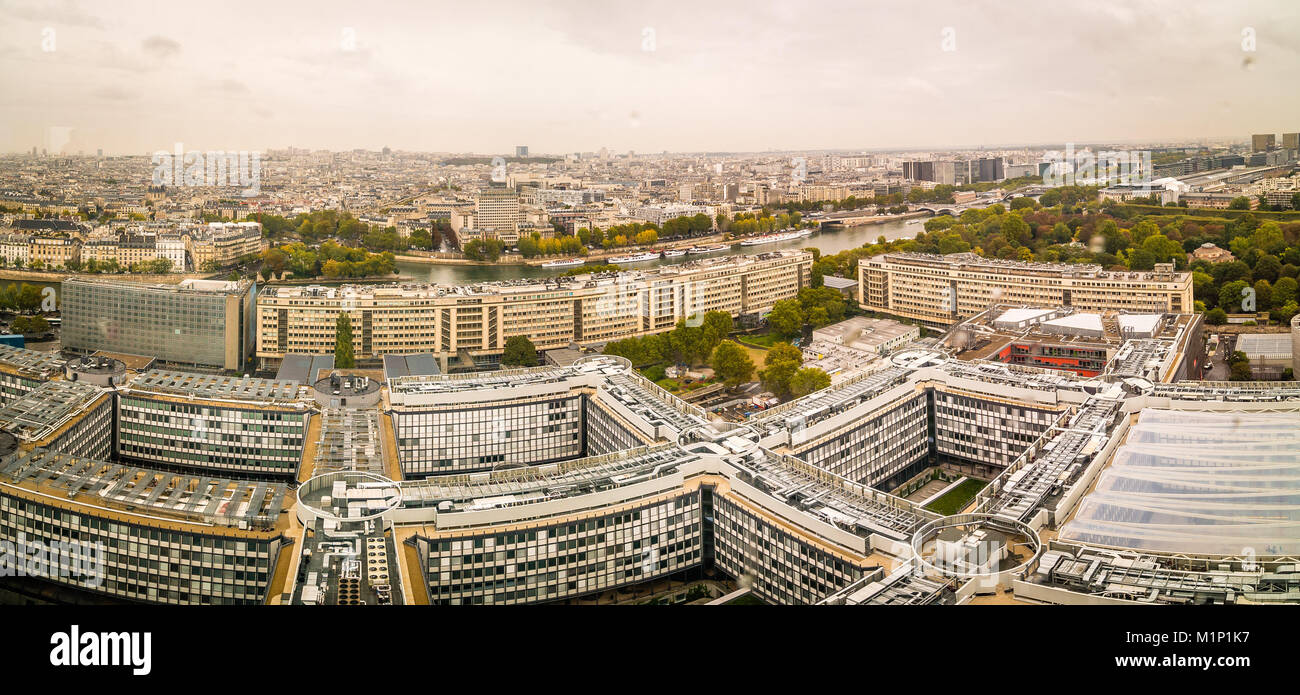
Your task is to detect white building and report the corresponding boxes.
[0,234,31,266]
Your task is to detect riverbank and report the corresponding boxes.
[395,215,922,268]
[0,269,206,284]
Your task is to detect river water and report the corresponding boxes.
[2,218,922,301]
[392,217,922,284]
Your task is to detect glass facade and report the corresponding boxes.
[395,395,584,476]
[0,493,280,605]
[417,492,702,605]
[116,396,307,477]
[61,279,250,369]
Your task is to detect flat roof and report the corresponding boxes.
[126,369,303,404]
[0,344,65,378]
[0,448,288,531]
[1237,333,1293,359]
[993,308,1055,325]
[0,380,106,443]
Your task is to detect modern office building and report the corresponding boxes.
[858,252,1193,329]
[61,278,256,371]
[1252,133,1276,152]
[475,184,521,238]
[0,344,65,407]
[0,447,292,604]
[256,251,812,370]
[115,370,313,479]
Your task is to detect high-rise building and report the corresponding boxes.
[1252,133,1276,152]
[1283,133,1300,151]
[515,145,529,157]
[61,278,256,370]
[475,184,520,235]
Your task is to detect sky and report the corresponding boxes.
[0,0,1297,155]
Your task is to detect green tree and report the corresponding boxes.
[1228,196,1252,210]
[1229,359,1253,381]
[760,359,800,399]
[765,342,801,366]
[16,283,43,313]
[501,335,537,367]
[710,341,755,388]
[1272,276,1298,306]
[767,299,803,339]
[1251,279,1273,311]
[335,313,356,368]
[1205,307,1227,325]
[699,311,734,352]
[1218,280,1250,313]
[788,367,831,397]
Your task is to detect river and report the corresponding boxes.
[392,217,923,284]
[0,218,922,300]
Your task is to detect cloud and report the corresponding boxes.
[0,0,104,28]
[141,35,181,59]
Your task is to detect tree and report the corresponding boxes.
[767,299,803,339]
[710,341,755,388]
[788,367,831,397]
[1218,280,1250,313]
[1252,279,1273,312]
[1229,359,1253,381]
[16,283,43,313]
[1228,196,1252,210]
[699,311,733,351]
[1272,276,1299,306]
[765,342,803,368]
[760,359,800,399]
[1205,307,1227,325]
[10,315,49,334]
[335,313,356,368]
[501,335,537,367]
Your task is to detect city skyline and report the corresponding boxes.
[1,0,1297,155]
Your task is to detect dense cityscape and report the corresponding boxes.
[2,6,1299,678]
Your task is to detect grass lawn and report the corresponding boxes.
[923,478,988,516]
[736,332,780,348]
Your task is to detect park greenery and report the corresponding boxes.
[602,311,735,369]
[10,314,50,335]
[0,283,49,313]
[758,341,830,399]
[260,241,397,280]
[767,286,849,339]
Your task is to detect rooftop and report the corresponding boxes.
[0,447,288,531]
[125,369,304,404]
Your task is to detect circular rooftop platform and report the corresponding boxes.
[890,348,948,370]
[312,373,382,408]
[297,471,402,523]
[910,513,1042,581]
[65,355,128,387]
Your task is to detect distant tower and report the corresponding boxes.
[515,145,528,158]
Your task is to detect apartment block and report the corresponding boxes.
[858,252,1192,329]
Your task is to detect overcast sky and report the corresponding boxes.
[1,0,1297,155]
